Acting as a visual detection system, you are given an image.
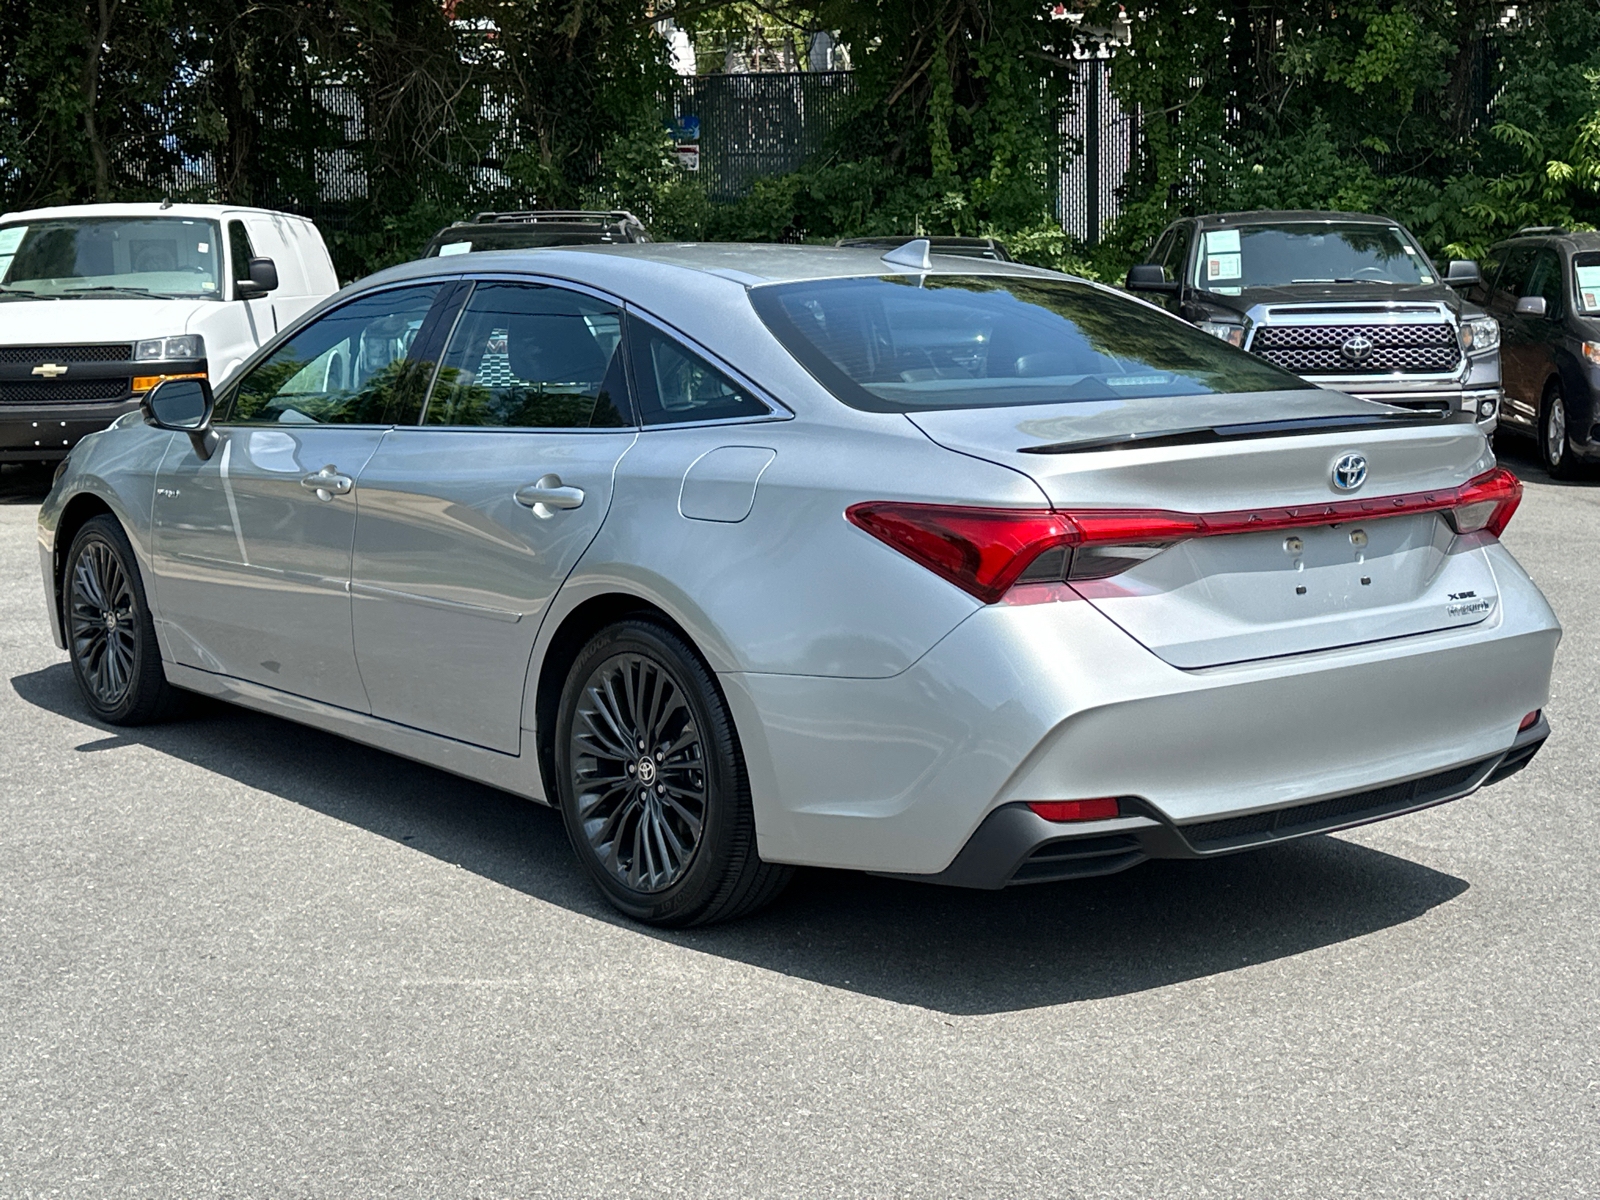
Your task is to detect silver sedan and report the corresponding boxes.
[37,242,1560,924]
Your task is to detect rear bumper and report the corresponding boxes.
[725,541,1560,876]
[0,400,140,462]
[894,715,1549,889]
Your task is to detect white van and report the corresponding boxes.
[0,203,339,462]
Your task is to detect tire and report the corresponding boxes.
[554,619,792,926]
[62,515,181,725]
[1539,381,1580,479]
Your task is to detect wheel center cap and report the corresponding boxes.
[637,757,657,786]
[103,612,118,630]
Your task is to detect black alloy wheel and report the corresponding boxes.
[63,515,179,725]
[1540,380,1580,479]
[555,619,792,926]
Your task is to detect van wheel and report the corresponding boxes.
[63,515,181,725]
[554,619,792,926]
[1539,381,1581,479]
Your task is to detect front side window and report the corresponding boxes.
[1192,222,1435,290]
[228,220,256,292]
[1575,252,1600,314]
[424,282,629,428]
[1492,246,1537,305]
[224,284,446,425]
[0,217,224,299]
[628,318,771,425]
[751,274,1310,413]
[1527,249,1564,315]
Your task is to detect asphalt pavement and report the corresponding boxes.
[1,443,1596,1198]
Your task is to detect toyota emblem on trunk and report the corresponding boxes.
[1340,334,1374,363]
[1332,452,1368,491]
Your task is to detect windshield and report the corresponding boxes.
[750,275,1310,413]
[1576,252,1600,314]
[0,217,224,298]
[1194,223,1435,291]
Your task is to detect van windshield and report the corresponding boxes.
[0,217,225,299]
[750,275,1309,413]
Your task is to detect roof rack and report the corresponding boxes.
[1513,224,1568,236]
[468,210,644,226]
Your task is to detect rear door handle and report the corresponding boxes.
[301,465,353,501]
[515,474,585,516]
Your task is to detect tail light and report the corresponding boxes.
[847,468,1522,603]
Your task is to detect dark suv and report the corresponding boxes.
[1126,211,1501,429]
[421,210,651,258]
[1473,227,1600,477]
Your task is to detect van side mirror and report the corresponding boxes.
[236,256,279,298]
[1514,295,1548,318]
[1125,264,1179,294]
[142,376,218,460]
[1446,259,1482,288]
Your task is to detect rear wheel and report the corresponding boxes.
[554,619,792,926]
[1540,381,1580,479]
[63,515,180,725]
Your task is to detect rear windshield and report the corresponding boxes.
[1195,223,1434,290]
[749,275,1310,412]
[1575,252,1600,314]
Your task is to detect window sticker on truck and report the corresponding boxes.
[1203,229,1242,282]
[1576,264,1600,312]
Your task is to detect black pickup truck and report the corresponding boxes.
[1126,210,1502,429]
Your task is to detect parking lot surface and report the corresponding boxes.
[1,445,1596,1199]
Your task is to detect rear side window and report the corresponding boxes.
[424,282,630,428]
[627,317,770,425]
[750,274,1310,413]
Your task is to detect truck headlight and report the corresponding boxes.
[134,334,205,361]
[1197,319,1246,348]
[1583,341,1600,367]
[1460,317,1499,354]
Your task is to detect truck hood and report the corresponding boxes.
[0,296,215,344]
[1196,281,1470,320]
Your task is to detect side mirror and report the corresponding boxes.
[236,256,279,299]
[1446,259,1483,288]
[1126,264,1179,294]
[142,376,218,460]
[1514,295,1548,318]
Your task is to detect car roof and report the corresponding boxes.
[0,201,307,223]
[1491,229,1600,254]
[1190,210,1402,229]
[365,241,1062,292]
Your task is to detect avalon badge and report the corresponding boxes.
[1332,452,1368,491]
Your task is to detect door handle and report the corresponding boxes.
[301,465,353,501]
[515,474,585,517]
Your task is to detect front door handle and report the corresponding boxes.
[515,474,585,517]
[301,464,353,501]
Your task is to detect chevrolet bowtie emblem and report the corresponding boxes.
[31,363,69,378]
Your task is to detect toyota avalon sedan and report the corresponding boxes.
[38,240,1559,925]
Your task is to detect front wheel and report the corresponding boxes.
[63,514,180,725]
[554,619,792,926]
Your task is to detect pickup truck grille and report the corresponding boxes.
[1251,323,1461,375]
[0,343,133,364]
[0,378,130,403]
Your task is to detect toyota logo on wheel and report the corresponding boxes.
[1340,334,1374,363]
[1332,452,1368,492]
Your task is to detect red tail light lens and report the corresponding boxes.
[1519,709,1541,732]
[849,468,1523,604]
[845,503,1076,603]
[1028,798,1120,822]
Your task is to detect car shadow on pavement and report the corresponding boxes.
[13,661,1469,1016]
[0,463,53,505]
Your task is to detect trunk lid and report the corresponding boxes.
[910,392,1501,668]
